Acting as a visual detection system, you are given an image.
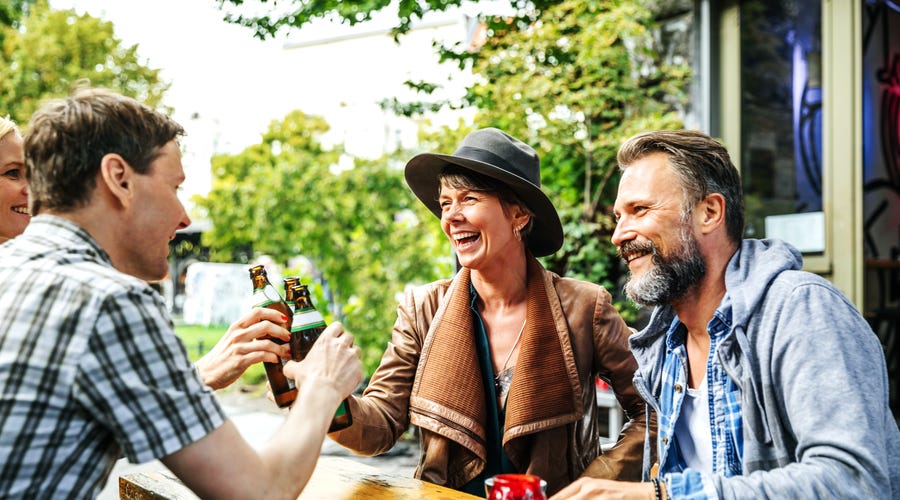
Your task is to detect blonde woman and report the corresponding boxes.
[0,116,29,242]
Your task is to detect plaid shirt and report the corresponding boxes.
[0,215,226,499]
[657,296,743,499]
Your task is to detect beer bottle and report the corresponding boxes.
[289,283,353,432]
[248,265,297,408]
[283,276,301,312]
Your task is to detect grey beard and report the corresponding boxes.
[622,232,706,307]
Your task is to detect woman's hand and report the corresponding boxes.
[195,307,292,390]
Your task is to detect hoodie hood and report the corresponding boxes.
[725,239,802,329]
[629,239,802,396]
[631,239,801,345]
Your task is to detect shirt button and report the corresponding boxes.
[662,437,668,445]
[674,383,683,393]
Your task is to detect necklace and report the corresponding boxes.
[494,319,526,393]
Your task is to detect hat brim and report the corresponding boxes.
[405,152,564,257]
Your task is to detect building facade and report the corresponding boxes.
[684,0,899,415]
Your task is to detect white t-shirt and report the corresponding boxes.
[674,376,713,472]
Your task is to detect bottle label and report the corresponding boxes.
[252,286,284,309]
[335,400,347,417]
[291,310,326,331]
[249,286,295,396]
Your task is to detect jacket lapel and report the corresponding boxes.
[409,258,583,461]
[411,268,489,456]
[504,256,581,441]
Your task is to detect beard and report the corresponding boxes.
[619,223,706,307]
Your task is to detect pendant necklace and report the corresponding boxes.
[494,319,527,394]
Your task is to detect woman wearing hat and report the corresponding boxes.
[330,128,647,496]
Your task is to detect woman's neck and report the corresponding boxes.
[471,256,528,312]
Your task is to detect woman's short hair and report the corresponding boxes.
[0,116,19,141]
[438,165,536,239]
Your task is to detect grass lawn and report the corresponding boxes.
[175,322,267,386]
[176,323,226,361]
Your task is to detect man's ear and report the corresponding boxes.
[697,193,726,235]
[99,153,133,208]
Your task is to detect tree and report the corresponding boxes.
[213,0,559,40]
[196,111,452,372]
[212,0,692,321]
[0,0,32,30]
[382,1,691,319]
[464,0,689,300]
[0,0,169,126]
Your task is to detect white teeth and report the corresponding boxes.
[453,232,478,241]
[626,252,647,263]
[11,206,30,215]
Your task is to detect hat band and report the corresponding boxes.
[453,146,538,187]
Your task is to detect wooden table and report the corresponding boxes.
[119,456,480,499]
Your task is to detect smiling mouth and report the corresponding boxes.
[622,250,650,264]
[453,231,480,247]
[11,206,30,216]
[618,241,654,265]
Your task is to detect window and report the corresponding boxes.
[739,0,824,253]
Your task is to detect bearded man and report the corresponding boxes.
[551,130,899,500]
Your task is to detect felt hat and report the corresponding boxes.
[404,128,563,257]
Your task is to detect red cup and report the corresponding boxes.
[485,474,547,500]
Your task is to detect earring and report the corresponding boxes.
[513,225,522,241]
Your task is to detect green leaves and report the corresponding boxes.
[464,0,689,294]
[201,0,692,368]
[197,112,452,373]
[216,0,464,39]
[0,0,169,127]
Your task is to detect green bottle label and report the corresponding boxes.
[252,285,284,308]
[290,309,326,332]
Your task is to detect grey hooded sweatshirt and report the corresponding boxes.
[630,238,900,499]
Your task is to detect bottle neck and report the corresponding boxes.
[251,274,268,291]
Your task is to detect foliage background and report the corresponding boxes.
[202,0,691,374]
[4,0,691,377]
[0,0,168,127]
[195,110,453,372]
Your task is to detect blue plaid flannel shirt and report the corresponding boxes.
[657,296,743,499]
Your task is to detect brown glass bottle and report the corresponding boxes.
[248,265,296,408]
[283,277,301,312]
[289,284,353,432]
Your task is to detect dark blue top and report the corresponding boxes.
[460,284,516,496]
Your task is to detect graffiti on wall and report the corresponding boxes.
[862,0,900,415]
[863,1,900,261]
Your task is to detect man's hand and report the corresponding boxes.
[283,322,362,403]
[195,307,291,390]
[549,478,657,500]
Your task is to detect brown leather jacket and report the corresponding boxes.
[331,257,648,495]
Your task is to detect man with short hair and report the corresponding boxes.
[552,130,900,499]
[0,88,363,498]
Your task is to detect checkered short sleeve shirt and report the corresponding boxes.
[0,215,226,499]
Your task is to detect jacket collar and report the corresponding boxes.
[410,255,582,459]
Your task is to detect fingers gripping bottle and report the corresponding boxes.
[248,265,297,408]
[289,284,353,432]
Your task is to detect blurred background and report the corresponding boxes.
[2,0,897,421]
